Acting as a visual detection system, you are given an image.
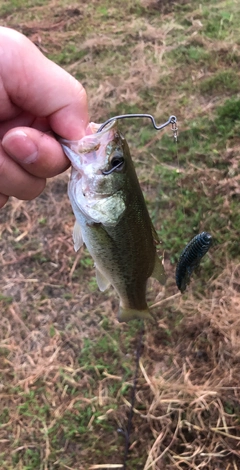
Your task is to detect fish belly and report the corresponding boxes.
[80,209,156,322]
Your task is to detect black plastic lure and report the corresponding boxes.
[176,232,212,293]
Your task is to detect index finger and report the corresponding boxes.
[0,27,89,140]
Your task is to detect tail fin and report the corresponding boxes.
[118,306,152,323]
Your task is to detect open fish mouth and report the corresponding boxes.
[60,120,119,172]
[60,120,117,151]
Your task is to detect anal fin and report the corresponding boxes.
[95,267,111,292]
[152,253,167,285]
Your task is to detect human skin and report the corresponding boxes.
[0,27,89,208]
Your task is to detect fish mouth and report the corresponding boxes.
[86,120,117,136]
[60,119,117,149]
[60,120,118,170]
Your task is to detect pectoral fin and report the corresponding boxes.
[95,267,111,292]
[73,221,84,252]
[152,253,167,285]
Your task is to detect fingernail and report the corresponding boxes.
[2,130,38,164]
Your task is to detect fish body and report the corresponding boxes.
[61,121,166,322]
[176,232,212,293]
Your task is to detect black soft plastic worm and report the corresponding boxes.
[176,232,212,293]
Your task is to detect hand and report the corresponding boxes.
[0,27,89,208]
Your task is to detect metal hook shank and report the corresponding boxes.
[97,114,177,133]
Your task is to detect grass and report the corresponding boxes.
[1,0,240,469]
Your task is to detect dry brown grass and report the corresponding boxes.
[142,263,240,468]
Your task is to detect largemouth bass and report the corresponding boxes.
[61,121,166,322]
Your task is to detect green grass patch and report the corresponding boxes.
[216,97,240,126]
[168,44,211,65]
[202,6,236,40]
[200,70,239,95]
[12,448,41,469]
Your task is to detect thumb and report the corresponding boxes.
[2,127,70,178]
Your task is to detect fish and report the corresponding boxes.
[176,232,212,293]
[60,120,166,322]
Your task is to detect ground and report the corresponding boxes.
[0,0,240,469]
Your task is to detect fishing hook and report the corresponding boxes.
[97,113,178,141]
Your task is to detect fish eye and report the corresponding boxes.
[102,155,125,175]
[111,156,125,170]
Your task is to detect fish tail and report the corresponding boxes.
[118,306,152,323]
